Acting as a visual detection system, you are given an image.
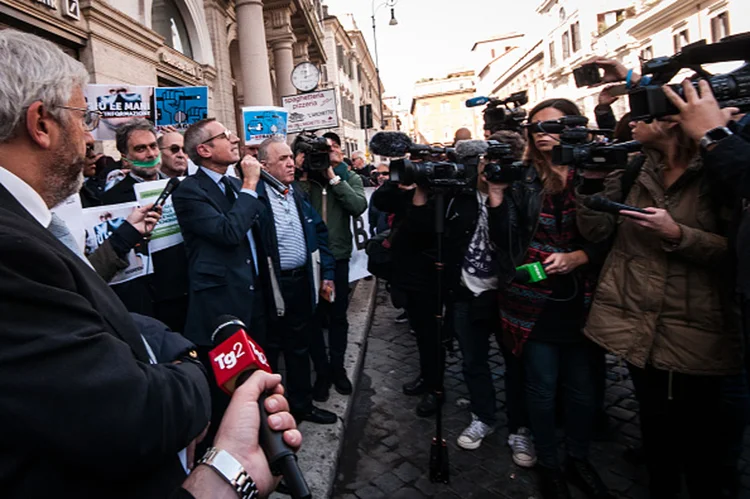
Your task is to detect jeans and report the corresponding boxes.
[523,340,596,469]
[629,363,725,499]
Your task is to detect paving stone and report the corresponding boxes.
[354,485,385,499]
[393,461,423,484]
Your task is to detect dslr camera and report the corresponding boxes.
[629,33,750,121]
[466,90,528,133]
[293,132,331,171]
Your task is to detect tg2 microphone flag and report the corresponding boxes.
[210,315,311,499]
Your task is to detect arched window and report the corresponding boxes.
[559,7,566,21]
[152,0,194,59]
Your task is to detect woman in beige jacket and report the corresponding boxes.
[576,116,741,499]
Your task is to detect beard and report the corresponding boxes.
[45,132,85,208]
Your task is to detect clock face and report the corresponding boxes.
[291,62,320,92]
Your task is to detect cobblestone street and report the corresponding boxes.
[333,282,750,499]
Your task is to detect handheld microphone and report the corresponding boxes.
[466,96,492,107]
[514,262,547,284]
[369,131,413,157]
[209,315,311,499]
[154,177,181,207]
[583,196,649,215]
[261,169,289,195]
[455,140,489,162]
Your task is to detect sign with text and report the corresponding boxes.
[348,187,375,282]
[282,89,339,133]
[241,106,288,146]
[154,86,208,132]
[85,84,154,141]
[133,179,184,253]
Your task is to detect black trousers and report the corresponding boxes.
[406,289,445,391]
[266,270,314,414]
[310,259,351,379]
[629,363,725,499]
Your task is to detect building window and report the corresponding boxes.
[673,29,689,52]
[559,7,566,21]
[491,48,496,58]
[336,45,344,68]
[357,64,362,82]
[711,12,730,43]
[549,41,556,68]
[152,0,193,58]
[562,31,570,59]
[640,45,653,61]
[571,22,581,52]
[420,102,430,115]
[440,100,450,113]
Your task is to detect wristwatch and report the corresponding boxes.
[329,175,342,186]
[700,126,733,150]
[198,447,258,499]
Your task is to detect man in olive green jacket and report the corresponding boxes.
[297,132,367,400]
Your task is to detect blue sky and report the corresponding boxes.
[322,0,539,104]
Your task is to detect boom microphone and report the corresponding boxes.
[261,169,289,195]
[210,315,311,499]
[154,177,181,207]
[466,96,492,107]
[370,131,413,157]
[455,140,489,162]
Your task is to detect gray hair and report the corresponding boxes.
[257,136,287,162]
[352,150,365,160]
[115,118,157,156]
[184,118,217,165]
[0,30,90,143]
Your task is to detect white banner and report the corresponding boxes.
[282,89,339,133]
[81,202,153,284]
[133,179,184,252]
[348,187,375,283]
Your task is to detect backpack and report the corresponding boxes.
[365,229,393,281]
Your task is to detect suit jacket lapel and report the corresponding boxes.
[195,168,232,213]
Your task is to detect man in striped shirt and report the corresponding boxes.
[256,137,338,425]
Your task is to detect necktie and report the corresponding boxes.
[48,213,94,269]
[220,176,236,205]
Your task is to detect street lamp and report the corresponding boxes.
[371,0,397,130]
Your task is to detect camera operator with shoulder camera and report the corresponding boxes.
[575,83,741,497]
[490,99,613,499]
[292,132,367,400]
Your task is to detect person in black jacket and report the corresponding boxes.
[0,29,210,498]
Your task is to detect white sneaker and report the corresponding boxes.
[507,427,537,467]
[457,413,495,450]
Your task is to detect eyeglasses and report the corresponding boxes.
[57,106,103,132]
[201,129,234,144]
[373,172,388,177]
[161,144,185,154]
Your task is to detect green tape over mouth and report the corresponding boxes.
[129,155,162,169]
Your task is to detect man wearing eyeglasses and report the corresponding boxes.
[159,131,189,178]
[172,118,269,449]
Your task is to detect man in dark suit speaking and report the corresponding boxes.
[0,30,210,498]
[172,118,267,448]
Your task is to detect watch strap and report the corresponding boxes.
[198,447,258,499]
[329,175,342,186]
[700,126,733,150]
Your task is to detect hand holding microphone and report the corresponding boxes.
[208,315,311,499]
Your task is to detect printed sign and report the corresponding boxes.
[133,179,184,253]
[348,187,375,282]
[282,89,339,133]
[85,84,154,141]
[241,106,288,146]
[81,202,153,284]
[154,86,208,132]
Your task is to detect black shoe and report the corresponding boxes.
[402,376,428,396]
[312,376,331,402]
[564,457,615,499]
[416,392,442,417]
[395,311,409,324]
[332,370,353,395]
[622,445,645,466]
[293,406,337,425]
[538,466,572,499]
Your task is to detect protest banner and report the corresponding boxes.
[154,86,208,132]
[81,202,152,284]
[282,89,339,133]
[241,106,288,146]
[348,187,375,282]
[133,179,184,253]
[85,84,154,141]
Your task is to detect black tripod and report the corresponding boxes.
[429,188,449,484]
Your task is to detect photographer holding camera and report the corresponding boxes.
[489,99,612,499]
[575,84,741,497]
[293,132,367,400]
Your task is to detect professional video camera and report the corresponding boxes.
[466,90,528,133]
[293,131,331,171]
[370,131,474,188]
[535,116,642,170]
[629,33,750,121]
[483,140,525,183]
